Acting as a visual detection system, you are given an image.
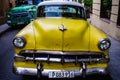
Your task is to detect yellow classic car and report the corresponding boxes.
[13,1,111,78]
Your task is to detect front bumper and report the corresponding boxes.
[13,67,108,77]
[13,60,109,78]
[13,51,109,78]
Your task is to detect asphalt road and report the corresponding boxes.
[0,24,120,80]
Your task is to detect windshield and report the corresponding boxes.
[37,5,85,19]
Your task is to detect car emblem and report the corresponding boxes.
[59,25,67,31]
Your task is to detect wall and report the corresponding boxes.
[0,0,15,25]
[91,0,120,41]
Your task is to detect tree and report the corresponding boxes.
[78,0,82,3]
[102,0,112,9]
[84,0,92,6]
[84,0,93,12]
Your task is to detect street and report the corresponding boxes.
[0,24,120,80]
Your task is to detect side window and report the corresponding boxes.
[37,6,44,17]
[29,6,36,18]
[29,11,34,18]
[117,1,120,26]
[77,7,85,18]
[100,0,112,20]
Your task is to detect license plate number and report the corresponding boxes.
[49,71,74,78]
[17,22,24,24]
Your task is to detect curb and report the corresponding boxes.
[0,24,11,35]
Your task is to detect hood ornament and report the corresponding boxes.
[59,24,67,31]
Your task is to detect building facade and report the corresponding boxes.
[0,0,15,25]
[91,0,120,41]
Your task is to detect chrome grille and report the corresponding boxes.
[19,51,106,64]
[13,12,29,18]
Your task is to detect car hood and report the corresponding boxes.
[33,18,90,51]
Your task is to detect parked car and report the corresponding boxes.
[7,5,36,27]
[13,1,111,78]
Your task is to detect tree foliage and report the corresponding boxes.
[84,0,92,6]
[102,0,112,7]
[78,0,82,3]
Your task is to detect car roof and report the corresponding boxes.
[11,5,36,12]
[37,1,84,8]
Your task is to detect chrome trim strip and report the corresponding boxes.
[20,50,103,55]
[25,57,104,62]
[16,51,109,63]
[14,67,107,76]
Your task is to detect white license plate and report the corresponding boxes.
[49,71,74,78]
[7,21,11,23]
[17,22,24,24]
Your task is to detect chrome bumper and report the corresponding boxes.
[13,67,108,77]
[14,51,109,78]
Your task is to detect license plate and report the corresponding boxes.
[7,21,11,23]
[49,71,74,78]
[17,22,24,24]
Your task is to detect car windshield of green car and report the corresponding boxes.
[37,5,85,19]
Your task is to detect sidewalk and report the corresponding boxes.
[0,24,10,35]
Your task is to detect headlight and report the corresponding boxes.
[7,15,10,18]
[13,36,26,48]
[98,39,111,51]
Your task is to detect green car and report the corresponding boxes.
[7,5,36,27]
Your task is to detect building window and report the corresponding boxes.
[100,0,112,21]
[117,1,120,26]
